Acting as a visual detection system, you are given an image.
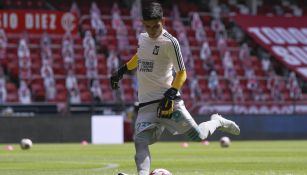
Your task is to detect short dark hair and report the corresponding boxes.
[142,0,163,20]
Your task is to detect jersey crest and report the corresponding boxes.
[152,45,160,55]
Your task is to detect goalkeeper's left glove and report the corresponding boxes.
[157,87,178,119]
[110,64,128,90]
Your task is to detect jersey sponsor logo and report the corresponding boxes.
[152,45,160,55]
[138,59,154,72]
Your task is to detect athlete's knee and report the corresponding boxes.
[134,135,150,145]
[134,131,157,145]
[134,141,149,159]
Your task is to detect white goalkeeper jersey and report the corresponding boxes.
[136,29,185,103]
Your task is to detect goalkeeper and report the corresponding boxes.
[110,1,240,175]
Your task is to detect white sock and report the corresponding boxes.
[135,142,151,175]
[198,120,221,140]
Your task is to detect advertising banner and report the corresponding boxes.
[0,10,78,34]
[197,103,307,114]
[233,15,307,80]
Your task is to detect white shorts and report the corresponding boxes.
[134,99,199,144]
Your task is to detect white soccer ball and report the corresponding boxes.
[20,138,33,150]
[150,168,172,175]
[220,136,231,148]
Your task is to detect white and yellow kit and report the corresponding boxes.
[124,29,240,175]
[130,29,201,144]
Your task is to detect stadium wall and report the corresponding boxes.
[0,115,91,143]
[1,115,307,143]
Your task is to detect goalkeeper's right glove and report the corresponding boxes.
[110,64,128,90]
[157,88,178,118]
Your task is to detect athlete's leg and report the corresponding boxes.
[186,118,222,141]
[160,100,240,141]
[174,109,223,141]
[185,113,240,141]
[134,103,163,175]
[134,130,154,175]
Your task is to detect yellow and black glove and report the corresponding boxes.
[110,64,128,89]
[157,88,178,119]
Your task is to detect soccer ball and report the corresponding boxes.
[150,168,172,175]
[20,138,33,150]
[220,136,231,148]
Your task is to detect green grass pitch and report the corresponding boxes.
[1,141,307,175]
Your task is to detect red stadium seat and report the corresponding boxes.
[56,79,66,87]
[202,16,212,25]
[31,63,41,76]
[78,78,89,88]
[205,27,215,38]
[98,64,108,75]
[124,88,135,102]
[186,27,195,37]
[198,79,208,91]
[189,38,199,47]
[74,65,86,75]
[56,83,66,92]
[78,83,88,92]
[6,93,18,103]
[129,38,138,46]
[164,18,172,27]
[31,83,45,101]
[55,92,67,102]
[6,82,17,94]
[100,79,110,89]
[223,89,232,102]
[122,78,132,87]
[81,91,92,102]
[127,27,136,36]
[103,91,114,102]
[53,66,66,76]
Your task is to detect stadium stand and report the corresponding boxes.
[0,0,306,115]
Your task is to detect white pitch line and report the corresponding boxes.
[91,163,119,171]
[51,161,119,171]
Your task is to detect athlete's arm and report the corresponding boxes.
[164,35,186,90]
[172,70,187,90]
[110,54,138,89]
[157,36,187,118]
